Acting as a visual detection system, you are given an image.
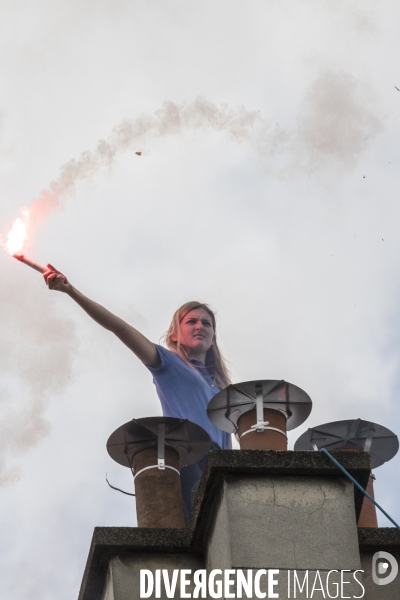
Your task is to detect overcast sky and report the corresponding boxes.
[1,1,400,598]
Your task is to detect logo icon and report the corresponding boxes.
[372,551,398,586]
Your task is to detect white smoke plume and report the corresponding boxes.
[26,74,382,229]
[0,259,77,487]
[291,71,383,176]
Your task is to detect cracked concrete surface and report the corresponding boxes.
[207,476,361,572]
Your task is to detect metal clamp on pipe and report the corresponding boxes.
[157,422,165,469]
[255,383,265,431]
[239,422,288,440]
[134,464,180,480]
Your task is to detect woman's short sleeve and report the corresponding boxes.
[145,345,175,374]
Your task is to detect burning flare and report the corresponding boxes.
[2,207,47,274]
[2,207,30,255]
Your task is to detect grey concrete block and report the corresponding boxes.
[191,450,371,545]
[102,565,366,600]
[207,476,361,571]
[206,482,232,571]
[103,554,206,600]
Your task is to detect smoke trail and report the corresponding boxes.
[0,259,77,487]
[26,77,382,229]
[28,97,283,227]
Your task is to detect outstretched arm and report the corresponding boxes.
[43,265,160,368]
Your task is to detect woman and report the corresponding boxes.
[43,266,231,521]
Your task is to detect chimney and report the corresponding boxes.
[79,383,400,600]
[294,419,399,528]
[207,379,312,450]
[106,417,211,528]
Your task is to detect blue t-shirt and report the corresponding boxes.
[146,345,230,450]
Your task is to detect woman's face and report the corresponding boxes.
[177,308,215,359]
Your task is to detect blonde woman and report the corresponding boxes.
[44,266,231,521]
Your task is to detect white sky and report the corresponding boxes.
[1,1,400,598]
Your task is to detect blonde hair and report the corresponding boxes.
[162,301,231,389]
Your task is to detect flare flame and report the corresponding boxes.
[2,208,30,255]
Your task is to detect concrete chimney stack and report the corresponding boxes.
[78,392,399,599]
[79,449,400,600]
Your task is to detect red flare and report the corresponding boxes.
[13,253,46,274]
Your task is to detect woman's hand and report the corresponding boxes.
[43,264,72,294]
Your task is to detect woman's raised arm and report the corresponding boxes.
[43,265,160,368]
